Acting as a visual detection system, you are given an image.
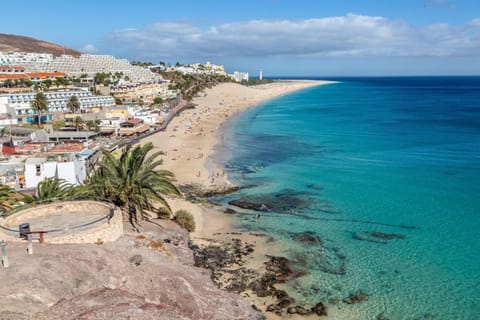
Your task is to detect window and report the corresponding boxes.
[35,164,41,176]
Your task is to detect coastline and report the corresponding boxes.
[141,80,334,238]
[141,80,336,318]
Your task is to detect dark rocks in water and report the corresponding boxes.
[343,291,368,304]
[290,231,323,246]
[224,208,237,214]
[353,231,406,244]
[265,255,304,282]
[376,312,391,320]
[228,199,271,212]
[370,231,405,240]
[178,183,241,202]
[313,302,328,316]
[306,184,323,191]
[291,246,346,275]
[287,306,311,315]
[228,189,315,214]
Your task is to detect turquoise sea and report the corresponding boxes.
[213,77,480,319]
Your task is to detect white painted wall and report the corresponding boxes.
[25,158,87,188]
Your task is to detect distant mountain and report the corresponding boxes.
[0,33,81,57]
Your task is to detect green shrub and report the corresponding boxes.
[173,209,195,232]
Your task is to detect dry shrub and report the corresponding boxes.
[147,240,170,256]
[173,209,196,232]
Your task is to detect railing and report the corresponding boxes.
[0,197,116,239]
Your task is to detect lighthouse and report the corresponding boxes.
[259,68,263,81]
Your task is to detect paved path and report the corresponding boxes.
[5,210,107,235]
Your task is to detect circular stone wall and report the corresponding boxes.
[0,200,123,244]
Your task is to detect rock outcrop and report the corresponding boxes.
[0,219,263,320]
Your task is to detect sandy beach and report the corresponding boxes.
[141,80,334,318]
[142,80,333,237]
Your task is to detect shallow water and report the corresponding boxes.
[214,77,480,319]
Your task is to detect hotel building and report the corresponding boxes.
[0,90,115,125]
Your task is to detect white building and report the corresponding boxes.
[173,62,226,76]
[0,90,115,124]
[24,157,87,188]
[98,117,125,136]
[0,52,53,65]
[233,71,249,82]
[21,54,161,83]
[128,106,162,125]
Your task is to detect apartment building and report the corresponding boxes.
[0,90,115,124]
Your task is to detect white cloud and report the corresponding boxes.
[80,44,98,53]
[106,14,480,60]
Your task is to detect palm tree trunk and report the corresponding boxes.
[38,111,42,128]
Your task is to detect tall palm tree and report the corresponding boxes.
[67,95,81,114]
[73,116,84,131]
[86,142,180,227]
[0,183,14,212]
[30,92,49,127]
[36,177,75,201]
[85,120,100,132]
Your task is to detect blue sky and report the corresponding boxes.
[1,0,479,76]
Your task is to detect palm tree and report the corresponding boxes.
[85,120,100,132]
[30,92,49,127]
[73,116,84,131]
[0,184,14,212]
[36,177,75,201]
[0,127,9,138]
[86,142,180,227]
[67,95,81,114]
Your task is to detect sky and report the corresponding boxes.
[1,0,479,76]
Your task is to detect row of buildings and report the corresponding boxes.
[0,89,115,126]
[0,52,177,197]
[0,52,161,83]
[0,102,168,192]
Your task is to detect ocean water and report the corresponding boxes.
[213,77,480,319]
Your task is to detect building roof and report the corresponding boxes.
[25,157,47,165]
[124,118,143,125]
[0,71,66,80]
[48,131,98,139]
[0,65,25,71]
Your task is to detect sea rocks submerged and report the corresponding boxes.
[353,231,406,244]
[289,231,323,246]
[228,189,315,214]
[343,291,369,304]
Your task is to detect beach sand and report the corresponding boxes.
[141,80,333,235]
[140,80,335,318]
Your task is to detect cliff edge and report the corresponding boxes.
[0,219,264,320]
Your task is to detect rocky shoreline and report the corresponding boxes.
[182,184,336,318]
[180,184,407,319]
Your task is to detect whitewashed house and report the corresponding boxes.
[24,157,87,189]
